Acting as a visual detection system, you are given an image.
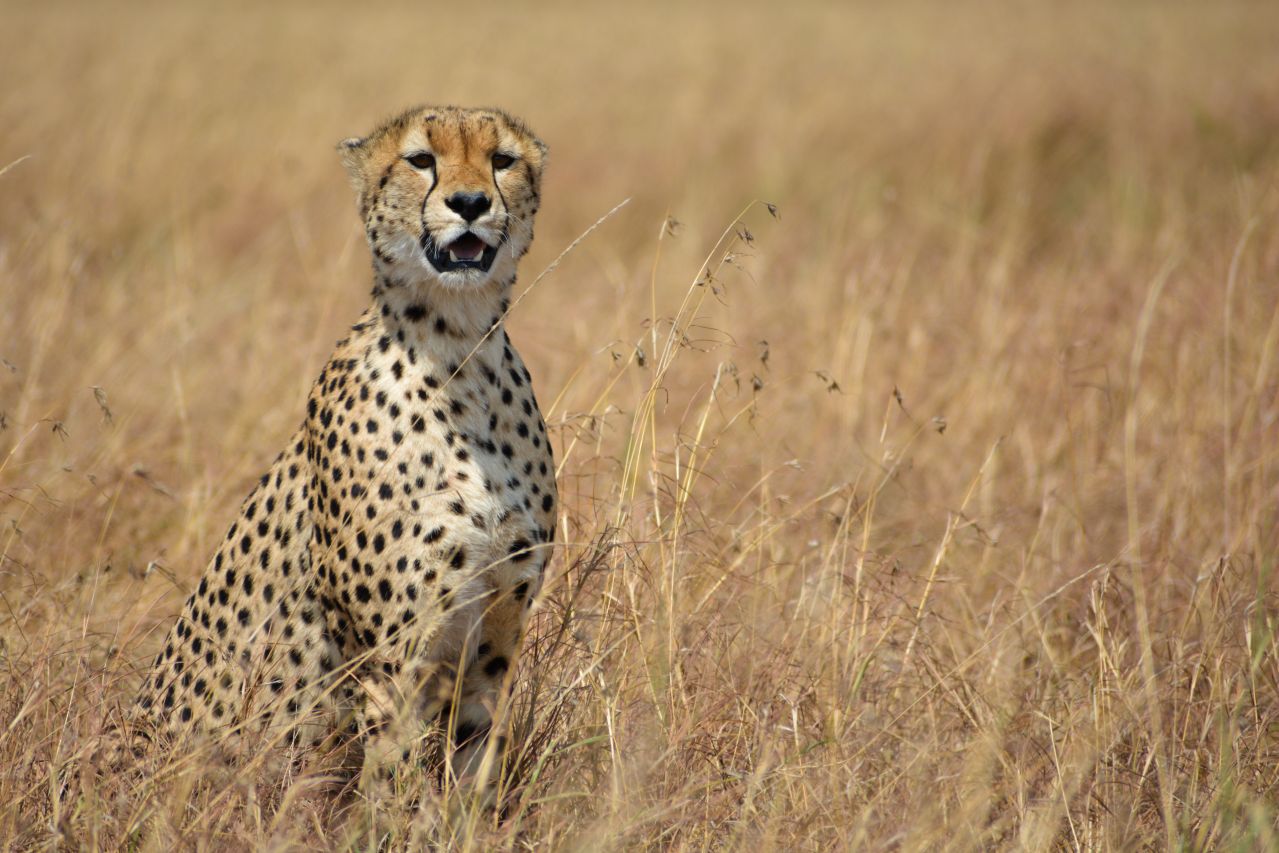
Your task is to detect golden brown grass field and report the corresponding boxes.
[2,1,1278,849]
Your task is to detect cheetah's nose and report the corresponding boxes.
[445,191,491,223]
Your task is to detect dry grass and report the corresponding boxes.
[2,1,1278,849]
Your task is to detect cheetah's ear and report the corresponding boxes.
[337,136,369,179]
[525,135,548,181]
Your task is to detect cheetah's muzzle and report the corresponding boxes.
[422,231,499,273]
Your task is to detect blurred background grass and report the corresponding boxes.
[1,1,1277,848]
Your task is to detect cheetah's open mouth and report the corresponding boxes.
[422,232,498,274]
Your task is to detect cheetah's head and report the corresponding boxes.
[339,106,547,292]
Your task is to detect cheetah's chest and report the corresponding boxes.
[306,329,555,624]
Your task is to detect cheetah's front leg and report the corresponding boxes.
[441,571,542,813]
[339,575,490,808]
[357,579,531,818]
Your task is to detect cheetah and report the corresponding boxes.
[133,105,557,798]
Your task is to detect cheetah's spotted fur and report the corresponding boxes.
[134,105,557,791]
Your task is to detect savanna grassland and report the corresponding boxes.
[1,1,1278,849]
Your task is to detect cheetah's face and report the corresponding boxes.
[340,107,547,290]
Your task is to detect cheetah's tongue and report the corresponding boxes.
[447,233,486,262]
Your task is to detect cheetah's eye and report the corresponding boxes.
[405,152,436,170]
[492,153,516,170]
